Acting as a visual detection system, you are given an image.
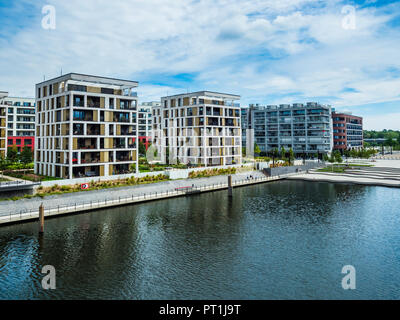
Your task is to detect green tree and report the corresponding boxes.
[272,148,279,165]
[20,146,33,164]
[280,146,286,160]
[0,155,9,171]
[254,143,261,155]
[334,150,343,163]
[288,148,295,161]
[6,146,18,162]
[139,140,146,156]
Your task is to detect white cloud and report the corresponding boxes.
[0,0,399,130]
[364,112,400,131]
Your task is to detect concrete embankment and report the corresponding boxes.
[288,166,400,188]
[0,171,294,226]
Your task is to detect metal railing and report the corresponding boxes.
[0,173,302,224]
[0,180,39,187]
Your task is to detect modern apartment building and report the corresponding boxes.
[332,111,363,151]
[3,96,36,152]
[241,107,249,148]
[138,101,158,150]
[153,91,242,166]
[0,91,8,158]
[243,102,333,156]
[35,73,139,179]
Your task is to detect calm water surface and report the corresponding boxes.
[0,181,399,299]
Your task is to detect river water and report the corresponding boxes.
[0,180,399,299]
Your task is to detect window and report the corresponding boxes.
[101,87,114,94]
[68,84,87,92]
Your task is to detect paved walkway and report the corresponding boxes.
[0,171,266,217]
[288,165,400,188]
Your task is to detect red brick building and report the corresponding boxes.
[332,112,363,152]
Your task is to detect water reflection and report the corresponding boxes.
[0,181,399,299]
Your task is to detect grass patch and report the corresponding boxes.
[318,166,346,173]
[317,163,374,173]
[1,174,170,201]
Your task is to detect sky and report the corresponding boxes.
[0,0,399,130]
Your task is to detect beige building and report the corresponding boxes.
[152,91,242,166]
[0,91,7,158]
[35,73,139,179]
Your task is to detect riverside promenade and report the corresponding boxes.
[288,160,400,188]
[0,170,293,225]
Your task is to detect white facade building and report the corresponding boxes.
[153,91,242,166]
[0,91,8,158]
[35,73,139,179]
[243,102,333,156]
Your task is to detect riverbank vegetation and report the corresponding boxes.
[2,174,170,201]
[136,157,204,172]
[1,169,61,182]
[36,174,169,197]
[188,167,236,178]
[318,163,374,173]
[0,146,33,170]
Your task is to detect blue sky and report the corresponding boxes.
[0,0,399,130]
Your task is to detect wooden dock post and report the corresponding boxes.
[228,175,233,197]
[39,203,44,234]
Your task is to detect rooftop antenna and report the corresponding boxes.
[43,75,45,81]
[60,68,63,76]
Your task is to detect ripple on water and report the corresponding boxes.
[0,181,399,299]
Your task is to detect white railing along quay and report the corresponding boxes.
[0,172,300,225]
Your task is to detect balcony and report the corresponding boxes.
[73,166,100,178]
[207,117,219,126]
[81,152,101,164]
[121,125,136,136]
[112,164,131,175]
[73,95,84,107]
[113,138,126,149]
[73,124,84,135]
[77,138,97,150]
[113,112,130,123]
[116,151,132,162]
[87,96,101,108]
[87,124,100,135]
[73,110,93,122]
[119,99,136,110]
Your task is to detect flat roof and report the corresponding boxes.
[0,91,8,98]
[3,96,35,100]
[36,72,139,88]
[332,111,362,118]
[161,91,240,100]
